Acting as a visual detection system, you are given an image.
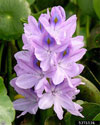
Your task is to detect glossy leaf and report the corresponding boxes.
[64,103,100,125]
[76,100,86,105]
[44,115,65,125]
[0,77,15,125]
[81,66,100,91]
[40,109,53,125]
[0,0,31,40]
[32,8,50,20]
[0,95,15,125]
[0,43,4,71]
[93,113,100,121]
[20,8,49,22]
[77,0,96,17]
[77,76,100,104]
[27,0,35,5]
[93,0,100,18]
[0,77,7,95]
[87,26,100,50]
[64,112,71,125]
[17,114,35,125]
[82,48,100,85]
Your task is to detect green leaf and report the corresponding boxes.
[40,109,53,125]
[76,100,86,105]
[77,0,96,17]
[0,95,15,125]
[18,114,35,125]
[93,113,100,121]
[0,77,7,95]
[0,0,31,41]
[0,43,4,71]
[81,66,100,91]
[21,8,50,23]
[82,48,100,86]
[27,0,35,5]
[77,76,100,104]
[64,2,77,18]
[64,103,100,125]
[0,77,15,125]
[32,8,50,20]
[20,8,49,23]
[87,25,100,50]
[93,0,100,19]
[16,38,23,50]
[64,112,71,125]
[44,115,65,125]
[78,103,100,119]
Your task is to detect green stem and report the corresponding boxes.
[73,0,77,4]
[0,43,4,71]
[33,4,39,12]
[11,39,16,46]
[70,0,74,2]
[7,43,12,93]
[76,11,80,35]
[86,16,90,39]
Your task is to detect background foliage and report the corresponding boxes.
[0,0,100,124]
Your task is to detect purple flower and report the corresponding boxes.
[24,16,40,38]
[14,51,53,90]
[23,15,70,71]
[39,6,77,44]
[10,5,87,120]
[10,78,39,117]
[51,36,86,85]
[33,32,69,71]
[39,78,84,120]
[23,16,44,52]
[22,34,34,52]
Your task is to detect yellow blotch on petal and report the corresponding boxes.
[47,38,51,45]
[36,60,40,67]
[54,17,58,24]
[39,23,42,30]
[14,94,25,100]
[63,50,67,56]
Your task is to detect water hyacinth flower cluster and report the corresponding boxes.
[10,6,87,120]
